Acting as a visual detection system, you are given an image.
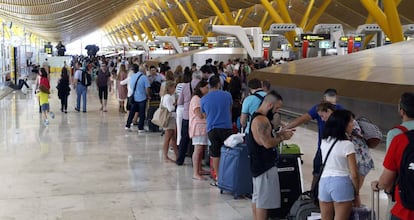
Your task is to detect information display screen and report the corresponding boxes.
[319,40,331,49]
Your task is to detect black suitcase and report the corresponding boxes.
[147,101,160,132]
[269,154,303,219]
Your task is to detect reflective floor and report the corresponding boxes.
[0,79,389,220]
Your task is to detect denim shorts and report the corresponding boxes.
[318,176,355,202]
[41,103,50,112]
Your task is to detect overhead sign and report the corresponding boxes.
[44,45,53,54]
[300,34,331,42]
[262,36,271,42]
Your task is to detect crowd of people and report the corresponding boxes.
[30,54,413,220]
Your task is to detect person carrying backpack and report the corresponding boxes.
[73,62,90,112]
[371,92,414,220]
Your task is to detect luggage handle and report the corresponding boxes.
[297,156,304,193]
[371,189,379,220]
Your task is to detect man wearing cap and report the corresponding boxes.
[284,88,345,188]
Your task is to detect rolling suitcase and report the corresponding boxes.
[269,154,303,219]
[217,144,253,199]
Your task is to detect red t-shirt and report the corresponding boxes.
[383,133,414,220]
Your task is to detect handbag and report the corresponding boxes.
[127,74,143,106]
[311,138,339,206]
[151,97,171,128]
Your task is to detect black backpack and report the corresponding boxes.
[150,81,161,101]
[398,130,414,210]
[81,70,92,87]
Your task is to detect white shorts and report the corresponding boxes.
[192,135,208,145]
[252,166,281,209]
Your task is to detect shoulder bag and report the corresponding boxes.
[311,138,339,206]
[127,74,143,106]
[152,96,171,128]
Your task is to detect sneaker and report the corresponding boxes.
[49,112,55,119]
[125,127,131,131]
[138,129,146,133]
[74,108,80,112]
[44,119,49,126]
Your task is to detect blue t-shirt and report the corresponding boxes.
[200,90,233,132]
[242,91,267,133]
[308,103,344,148]
[130,72,150,102]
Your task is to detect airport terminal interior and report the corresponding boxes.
[1,0,414,219]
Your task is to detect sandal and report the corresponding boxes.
[210,181,218,187]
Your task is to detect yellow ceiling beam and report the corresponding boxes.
[259,11,269,30]
[263,17,274,31]
[185,1,206,36]
[260,0,284,23]
[219,0,235,25]
[140,7,165,36]
[207,17,220,37]
[206,0,231,25]
[181,23,190,36]
[304,0,332,32]
[174,0,202,35]
[299,0,315,28]
[109,27,121,44]
[234,9,243,24]
[106,28,118,45]
[154,1,181,37]
[383,0,403,42]
[134,9,154,41]
[238,7,255,26]
[130,12,145,41]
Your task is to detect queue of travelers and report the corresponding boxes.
[31,54,413,220]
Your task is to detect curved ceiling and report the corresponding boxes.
[1,0,413,44]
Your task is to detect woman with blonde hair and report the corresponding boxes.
[161,80,178,162]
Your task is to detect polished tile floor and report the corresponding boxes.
[0,79,389,220]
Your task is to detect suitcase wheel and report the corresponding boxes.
[220,190,223,194]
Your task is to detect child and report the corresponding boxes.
[38,85,55,126]
[56,67,71,113]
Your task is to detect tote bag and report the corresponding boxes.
[152,97,171,128]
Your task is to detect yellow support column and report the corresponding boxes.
[276,0,296,44]
[360,0,390,38]
[238,7,255,26]
[299,0,315,28]
[259,11,269,30]
[174,0,202,35]
[185,1,207,36]
[234,9,243,24]
[207,17,220,37]
[147,2,180,37]
[304,0,332,32]
[206,0,230,25]
[219,0,235,25]
[383,0,403,42]
[260,0,284,23]
[181,23,190,36]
